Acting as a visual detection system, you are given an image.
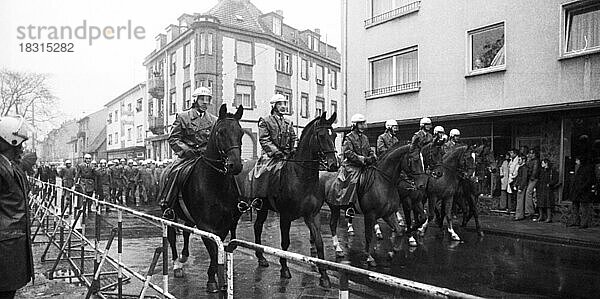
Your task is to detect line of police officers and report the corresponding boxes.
[36,154,172,212]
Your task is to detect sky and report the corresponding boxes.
[0,0,341,122]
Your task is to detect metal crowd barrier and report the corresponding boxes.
[29,178,480,299]
[28,177,225,299]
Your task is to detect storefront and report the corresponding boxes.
[106,146,146,161]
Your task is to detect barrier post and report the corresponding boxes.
[80,197,86,277]
[339,261,350,299]
[118,209,123,299]
[92,198,101,293]
[226,251,234,299]
[139,247,163,299]
[162,223,169,298]
[85,227,117,299]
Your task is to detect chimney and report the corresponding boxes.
[275,10,283,17]
[314,28,320,36]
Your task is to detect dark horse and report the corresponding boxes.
[420,143,475,241]
[159,104,245,293]
[321,144,427,266]
[237,112,339,288]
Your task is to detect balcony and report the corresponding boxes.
[148,76,164,99]
[148,116,165,135]
[364,1,421,28]
[364,81,421,99]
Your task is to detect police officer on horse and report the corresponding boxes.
[409,117,434,174]
[160,86,218,219]
[377,119,399,156]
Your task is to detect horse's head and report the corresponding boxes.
[299,112,339,172]
[210,104,244,175]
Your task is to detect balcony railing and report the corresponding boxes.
[364,81,421,98]
[148,116,165,135]
[148,76,164,99]
[364,1,421,28]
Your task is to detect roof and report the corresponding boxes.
[105,83,146,108]
[86,126,106,153]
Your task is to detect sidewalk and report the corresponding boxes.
[463,213,600,249]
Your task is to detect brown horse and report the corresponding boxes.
[420,143,474,241]
[160,104,245,293]
[236,112,339,288]
[321,144,427,267]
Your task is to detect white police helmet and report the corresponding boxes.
[350,113,366,123]
[450,129,461,137]
[0,116,31,146]
[434,126,445,134]
[420,117,432,126]
[385,119,398,129]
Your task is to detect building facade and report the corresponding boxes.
[105,83,148,161]
[39,119,78,163]
[143,0,342,161]
[343,0,600,202]
[70,109,108,163]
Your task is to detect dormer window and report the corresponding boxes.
[273,17,282,36]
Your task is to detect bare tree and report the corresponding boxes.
[0,69,61,133]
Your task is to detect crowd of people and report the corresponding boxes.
[33,155,172,212]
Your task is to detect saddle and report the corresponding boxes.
[237,155,285,211]
[158,157,202,218]
[330,165,371,212]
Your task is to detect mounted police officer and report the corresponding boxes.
[160,86,218,219]
[377,119,399,156]
[0,116,35,298]
[258,94,297,160]
[75,153,96,214]
[443,129,463,153]
[338,113,376,218]
[409,117,433,173]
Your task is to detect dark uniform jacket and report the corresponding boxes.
[58,166,76,188]
[376,131,399,156]
[410,129,433,159]
[75,162,96,193]
[0,153,34,291]
[168,109,217,158]
[48,167,58,184]
[258,114,297,157]
[140,167,154,185]
[342,130,374,168]
[95,167,111,187]
[124,165,139,182]
[112,165,125,184]
[537,166,559,207]
[38,165,49,182]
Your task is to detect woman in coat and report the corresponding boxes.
[536,158,559,222]
[568,156,596,228]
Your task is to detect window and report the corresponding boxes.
[108,134,112,145]
[114,110,119,121]
[127,103,132,112]
[183,42,191,67]
[108,113,112,124]
[183,85,191,110]
[169,90,177,114]
[468,23,505,73]
[565,3,600,54]
[316,65,324,85]
[200,33,206,55]
[170,52,176,75]
[235,84,253,108]
[330,100,338,122]
[137,125,143,142]
[330,70,337,89]
[157,98,164,116]
[275,90,292,114]
[315,97,324,116]
[301,59,309,80]
[236,40,253,65]
[307,35,319,51]
[276,51,291,74]
[136,98,142,112]
[207,33,213,55]
[115,132,119,143]
[148,100,154,116]
[127,128,132,141]
[369,47,418,93]
[273,17,282,36]
[300,93,309,118]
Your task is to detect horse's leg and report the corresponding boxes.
[364,212,377,267]
[383,213,403,252]
[304,216,331,288]
[329,205,344,257]
[253,208,269,267]
[279,217,292,279]
[446,196,460,241]
[201,236,219,293]
[167,226,185,278]
[402,196,418,247]
[468,191,484,236]
[180,224,191,262]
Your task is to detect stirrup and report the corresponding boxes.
[162,208,175,221]
[345,207,356,218]
[251,198,263,211]
[237,201,250,213]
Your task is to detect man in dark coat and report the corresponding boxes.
[75,153,96,213]
[536,159,559,222]
[376,119,399,156]
[513,154,529,221]
[568,156,596,228]
[525,149,540,217]
[159,86,217,219]
[409,117,433,174]
[0,115,35,298]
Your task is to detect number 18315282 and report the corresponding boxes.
[19,43,74,52]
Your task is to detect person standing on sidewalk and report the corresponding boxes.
[499,153,511,212]
[0,116,35,299]
[514,154,529,221]
[507,149,520,213]
[536,158,559,222]
[526,149,540,219]
[568,156,596,229]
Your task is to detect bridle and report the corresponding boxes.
[283,122,337,170]
[202,117,241,175]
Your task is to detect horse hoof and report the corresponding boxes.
[206,281,219,293]
[335,250,345,258]
[319,276,331,288]
[174,268,184,278]
[257,258,269,268]
[179,255,188,263]
[408,237,418,247]
[280,268,292,279]
[376,232,383,240]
